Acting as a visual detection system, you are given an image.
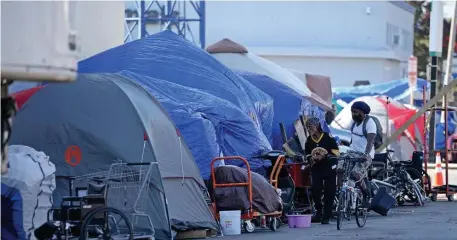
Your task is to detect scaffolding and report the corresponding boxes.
[124,0,206,48]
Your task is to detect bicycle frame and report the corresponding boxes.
[337,158,363,214]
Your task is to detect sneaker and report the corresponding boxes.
[312,212,322,223]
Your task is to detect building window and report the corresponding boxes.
[386,23,400,49]
[401,29,412,53]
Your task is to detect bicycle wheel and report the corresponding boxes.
[80,207,134,240]
[336,191,346,230]
[355,197,367,227]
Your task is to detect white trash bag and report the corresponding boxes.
[2,145,56,240]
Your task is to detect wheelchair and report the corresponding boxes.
[36,177,134,240]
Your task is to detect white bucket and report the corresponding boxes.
[219,210,241,235]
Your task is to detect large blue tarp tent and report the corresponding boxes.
[119,71,272,178]
[332,78,429,107]
[234,70,326,150]
[78,30,274,141]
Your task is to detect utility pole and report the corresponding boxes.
[442,1,457,111]
[428,0,444,163]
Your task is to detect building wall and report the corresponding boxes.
[264,56,402,87]
[205,1,415,86]
[70,1,125,60]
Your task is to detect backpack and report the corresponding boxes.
[351,115,384,150]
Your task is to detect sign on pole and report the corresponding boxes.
[408,55,418,90]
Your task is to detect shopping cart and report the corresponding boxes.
[46,162,157,240]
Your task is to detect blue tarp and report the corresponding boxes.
[78,30,274,142]
[234,70,326,150]
[332,78,429,107]
[117,71,272,179]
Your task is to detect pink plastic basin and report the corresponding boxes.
[287,214,312,228]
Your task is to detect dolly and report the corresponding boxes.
[210,156,283,233]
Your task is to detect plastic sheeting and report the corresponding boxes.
[235,70,326,150]
[119,71,272,178]
[77,30,273,141]
[332,78,429,107]
[2,145,56,240]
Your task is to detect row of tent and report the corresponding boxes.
[332,79,457,150]
[9,31,334,239]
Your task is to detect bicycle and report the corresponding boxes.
[370,150,425,206]
[333,155,369,230]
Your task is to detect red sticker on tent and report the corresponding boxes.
[65,145,82,167]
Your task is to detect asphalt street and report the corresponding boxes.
[221,200,457,240]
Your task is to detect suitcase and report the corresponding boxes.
[370,186,396,216]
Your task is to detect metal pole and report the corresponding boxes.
[423,85,430,193]
[442,1,457,109]
[445,94,449,196]
[443,2,457,87]
[429,56,438,162]
[428,0,444,163]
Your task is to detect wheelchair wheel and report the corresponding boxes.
[80,207,134,240]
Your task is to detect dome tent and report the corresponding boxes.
[10,73,218,239]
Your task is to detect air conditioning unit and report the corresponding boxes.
[1,1,79,82]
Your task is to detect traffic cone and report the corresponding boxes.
[434,152,444,187]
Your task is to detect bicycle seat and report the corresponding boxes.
[387,149,395,153]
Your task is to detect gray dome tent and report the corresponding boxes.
[10,73,218,239]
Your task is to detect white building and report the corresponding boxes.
[205,1,415,87]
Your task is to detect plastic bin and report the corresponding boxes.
[219,210,241,235]
[287,214,312,228]
[371,186,396,216]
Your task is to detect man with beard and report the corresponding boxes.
[349,101,375,208]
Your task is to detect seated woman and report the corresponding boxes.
[304,117,340,224]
